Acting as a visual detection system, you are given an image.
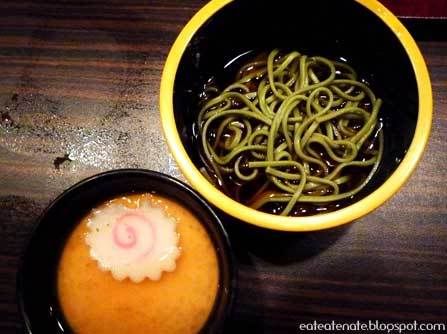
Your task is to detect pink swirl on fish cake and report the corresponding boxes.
[113,213,155,251]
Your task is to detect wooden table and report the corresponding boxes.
[0,1,446,333]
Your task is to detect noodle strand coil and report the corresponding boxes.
[198,49,383,216]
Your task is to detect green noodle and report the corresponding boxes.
[198,49,383,216]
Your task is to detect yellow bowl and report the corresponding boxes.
[160,0,432,231]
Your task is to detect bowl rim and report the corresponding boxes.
[16,168,235,333]
[160,0,432,231]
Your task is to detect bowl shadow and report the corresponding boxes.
[221,212,350,265]
[218,211,351,333]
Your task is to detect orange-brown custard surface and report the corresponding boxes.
[57,193,219,334]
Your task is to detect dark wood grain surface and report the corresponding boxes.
[0,1,446,333]
[381,0,447,18]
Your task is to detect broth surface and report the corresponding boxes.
[57,193,219,334]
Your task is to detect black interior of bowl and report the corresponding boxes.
[18,170,234,334]
[173,0,418,205]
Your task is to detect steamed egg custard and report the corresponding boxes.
[57,193,219,334]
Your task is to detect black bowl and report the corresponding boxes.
[172,0,420,218]
[17,169,235,333]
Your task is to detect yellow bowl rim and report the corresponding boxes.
[160,0,432,231]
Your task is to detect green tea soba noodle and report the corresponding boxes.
[198,49,383,216]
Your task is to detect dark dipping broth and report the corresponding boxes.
[196,50,383,216]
